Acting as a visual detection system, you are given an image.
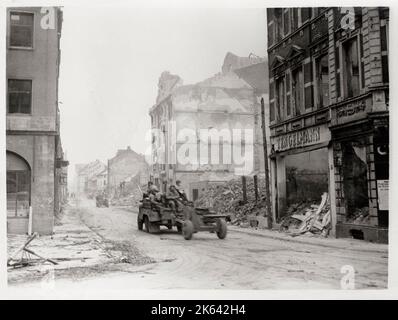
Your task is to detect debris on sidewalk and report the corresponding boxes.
[8,233,59,269]
[280,192,331,237]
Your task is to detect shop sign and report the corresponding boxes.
[377,180,389,211]
[336,99,366,119]
[272,124,330,152]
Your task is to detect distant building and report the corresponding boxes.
[149,53,268,201]
[107,146,149,197]
[75,160,106,196]
[6,7,67,234]
[267,7,389,242]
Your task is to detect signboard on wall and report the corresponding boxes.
[377,180,389,211]
[271,124,331,152]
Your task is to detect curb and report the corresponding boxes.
[229,226,388,254]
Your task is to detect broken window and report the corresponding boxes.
[9,11,34,48]
[341,141,369,224]
[315,54,329,108]
[343,37,360,98]
[285,148,329,207]
[8,79,32,114]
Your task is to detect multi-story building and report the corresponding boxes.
[266,7,389,242]
[6,7,67,234]
[107,146,149,197]
[74,160,106,196]
[149,53,269,200]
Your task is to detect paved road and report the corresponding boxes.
[72,199,388,290]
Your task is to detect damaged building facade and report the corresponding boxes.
[107,146,149,198]
[149,53,269,201]
[6,7,67,234]
[267,7,389,242]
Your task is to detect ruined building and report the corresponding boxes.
[149,53,269,201]
[6,7,67,234]
[107,146,149,198]
[267,7,389,242]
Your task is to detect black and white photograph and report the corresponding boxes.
[0,0,396,302]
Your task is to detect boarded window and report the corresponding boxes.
[8,79,32,114]
[10,11,34,48]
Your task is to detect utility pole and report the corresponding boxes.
[253,175,259,202]
[261,97,272,229]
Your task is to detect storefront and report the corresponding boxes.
[330,95,389,243]
[270,122,333,224]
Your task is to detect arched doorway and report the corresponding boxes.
[6,151,31,218]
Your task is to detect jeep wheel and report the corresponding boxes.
[137,215,143,231]
[144,216,150,233]
[182,220,194,240]
[216,219,227,239]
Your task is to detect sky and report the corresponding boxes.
[58,7,267,182]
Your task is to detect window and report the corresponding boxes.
[268,22,275,46]
[9,11,34,48]
[286,71,292,116]
[7,152,31,218]
[276,76,285,121]
[291,8,299,31]
[343,37,360,98]
[335,44,341,98]
[275,8,283,43]
[269,81,275,122]
[304,61,314,109]
[283,9,290,36]
[315,55,329,108]
[192,189,199,201]
[381,19,389,83]
[292,67,303,115]
[8,79,32,114]
[300,8,311,24]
